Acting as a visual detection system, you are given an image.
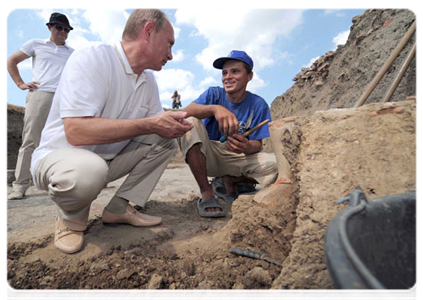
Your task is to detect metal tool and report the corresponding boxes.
[219,110,254,143]
[229,247,282,266]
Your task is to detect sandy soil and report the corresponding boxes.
[7,161,287,290]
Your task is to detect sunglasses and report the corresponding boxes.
[54,24,70,33]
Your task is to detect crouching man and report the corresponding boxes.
[178,50,278,218]
[30,9,193,254]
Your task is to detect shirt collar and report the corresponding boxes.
[45,38,71,50]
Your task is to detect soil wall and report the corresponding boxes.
[270,9,416,120]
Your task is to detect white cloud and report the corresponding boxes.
[324,10,346,17]
[332,30,350,48]
[175,9,304,72]
[154,68,195,91]
[172,49,185,62]
[304,55,320,68]
[324,9,339,15]
[66,32,91,50]
[199,76,219,88]
[36,9,54,24]
[173,25,181,39]
[82,9,129,44]
[153,68,204,106]
[248,72,267,93]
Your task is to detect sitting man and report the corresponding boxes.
[178,50,278,218]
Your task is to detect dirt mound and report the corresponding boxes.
[272,100,416,289]
[7,100,415,290]
[7,104,25,170]
[271,9,416,120]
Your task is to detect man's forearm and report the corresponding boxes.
[244,139,262,155]
[7,51,31,87]
[64,111,192,146]
[64,117,154,146]
[7,59,25,87]
[183,102,216,119]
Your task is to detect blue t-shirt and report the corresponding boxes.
[194,86,271,141]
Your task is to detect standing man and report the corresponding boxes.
[179,50,278,218]
[7,12,74,200]
[30,9,193,254]
[171,90,182,109]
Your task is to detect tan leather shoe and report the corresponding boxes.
[54,219,84,254]
[8,190,25,200]
[102,204,162,227]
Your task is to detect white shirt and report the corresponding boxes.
[20,39,74,92]
[31,42,164,177]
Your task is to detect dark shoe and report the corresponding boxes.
[197,197,225,218]
[210,177,256,195]
[215,191,239,204]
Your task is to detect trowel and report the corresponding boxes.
[229,247,282,266]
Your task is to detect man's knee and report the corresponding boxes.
[258,155,278,174]
[155,136,178,159]
[178,117,208,159]
[48,154,109,211]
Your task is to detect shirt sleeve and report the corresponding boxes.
[58,46,109,118]
[20,39,36,57]
[193,88,212,105]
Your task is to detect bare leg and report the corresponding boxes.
[186,143,222,213]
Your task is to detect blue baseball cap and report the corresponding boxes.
[213,50,254,70]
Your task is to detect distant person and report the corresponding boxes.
[30,9,192,254]
[7,12,74,200]
[178,50,278,218]
[171,90,182,109]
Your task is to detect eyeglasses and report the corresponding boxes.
[54,25,70,33]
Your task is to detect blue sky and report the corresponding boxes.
[6,7,368,109]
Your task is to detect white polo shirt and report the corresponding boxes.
[20,39,74,92]
[31,42,164,176]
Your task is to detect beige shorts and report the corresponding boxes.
[178,117,278,187]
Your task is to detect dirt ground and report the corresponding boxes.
[7,100,415,293]
[7,155,288,290]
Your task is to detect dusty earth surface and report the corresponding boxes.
[7,156,287,290]
[6,100,416,291]
[6,8,416,292]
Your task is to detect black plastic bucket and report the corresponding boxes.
[325,189,416,289]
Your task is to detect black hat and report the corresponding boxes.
[46,12,73,30]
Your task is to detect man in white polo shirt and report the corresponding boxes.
[7,12,74,200]
[30,9,193,254]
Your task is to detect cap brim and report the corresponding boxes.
[213,57,229,70]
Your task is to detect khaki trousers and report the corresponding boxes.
[33,134,177,231]
[178,117,278,186]
[13,90,54,193]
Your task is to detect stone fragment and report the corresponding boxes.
[147,273,163,289]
